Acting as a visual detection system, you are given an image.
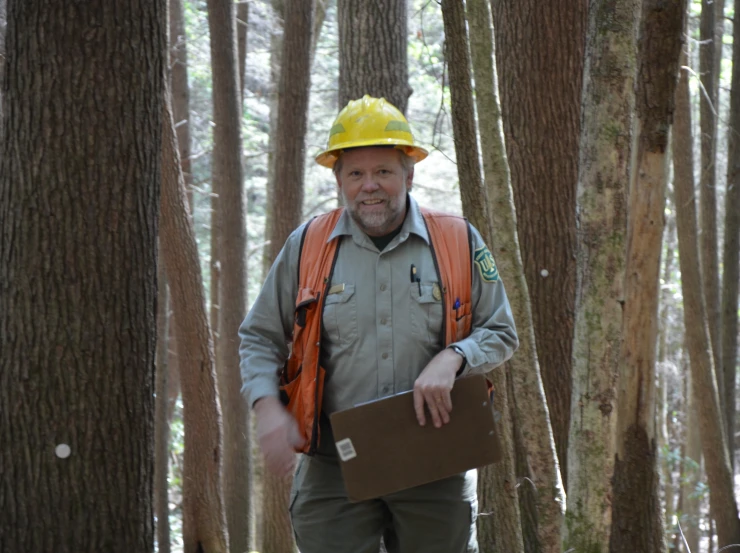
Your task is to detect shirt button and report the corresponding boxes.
[380,284,387,291]
[382,352,389,359]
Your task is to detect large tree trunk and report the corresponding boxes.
[338,0,410,112]
[440,2,523,552]
[237,0,248,105]
[206,1,252,552]
[0,1,163,550]
[609,3,685,552]
[721,0,740,473]
[0,0,5,123]
[467,1,565,552]
[161,83,229,553]
[261,2,315,552]
[698,0,725,399]
[672,54,740,549]
[565,1,640,550]
[491,0,587,485]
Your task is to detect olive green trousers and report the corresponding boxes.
[289,452,479,553]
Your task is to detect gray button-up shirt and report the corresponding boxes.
[239,195,518,415]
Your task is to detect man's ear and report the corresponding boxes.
[335,172,343,192]
[406,167,414,191]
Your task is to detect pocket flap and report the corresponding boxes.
[295,287,319,309]
[324,283,355,305]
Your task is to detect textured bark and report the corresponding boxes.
[206,1,252,552]
[609,2,685,551]
[721,0,740,472]
[338,0,409,112]
[467,1,565,552]
[161,84,229,553]
[440,3,522,551]
[237,1,248,105]
[169,0,194,209]
[565,1,640,550]
[0,1,163,550]
[0,0,5,123]
[491,0,587,485]
[672,56,740,549]
[698,0,725,400]
[262,2,315,551]
[155,262,172,553]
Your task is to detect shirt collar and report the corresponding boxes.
[327,194,431,245]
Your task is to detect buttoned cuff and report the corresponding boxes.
[244,376,280,410]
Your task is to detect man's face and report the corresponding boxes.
[335,147,413,237]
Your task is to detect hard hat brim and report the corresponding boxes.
[315,140,429,168]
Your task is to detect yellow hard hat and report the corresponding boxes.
[315,95,429,168]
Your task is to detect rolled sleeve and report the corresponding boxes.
[450,226,519,375]
[238,224,306,407]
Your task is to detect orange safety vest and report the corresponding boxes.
[279,207,474,454]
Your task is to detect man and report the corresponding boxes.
[239,96,518,553]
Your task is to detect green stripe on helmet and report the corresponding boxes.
[384,121,411,133]
[329,123,346,137]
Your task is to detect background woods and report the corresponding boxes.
[1,1,739,552]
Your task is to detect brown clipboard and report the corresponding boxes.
[329,374,502,502]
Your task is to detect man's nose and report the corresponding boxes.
[360,174,379,192]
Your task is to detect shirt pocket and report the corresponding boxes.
[322,283,358,345]
[410,282,444,345]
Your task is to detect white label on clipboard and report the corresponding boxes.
[336,438,357,461]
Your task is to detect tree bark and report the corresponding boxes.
[721,0,740,473]
[155,258,172,553]
[261,2,315,552]
[698,0,725,400]
[0,0,6,123]
[467,1,565,552]
[169,0,195,210]
[237,0,248,106]
[491,0,587,486]
[338,0,410,112]
[609,2,685,551]
[566,1,640,550]
[440,2,522,552]
[161,82,229,553]
[206,1,252,552]
[0,1,164,550]
[672,53,740,549]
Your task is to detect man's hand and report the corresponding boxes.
[254,396,306,477]
[413,347,464,428]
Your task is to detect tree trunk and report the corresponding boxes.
[439,2,522,551]
[467,1,565,552]
[161,82,229,553]
[721,0,740,473]
[0,1,163,550]
[261,2,315,552]
[206,1,252,552]
[0,0,6,122]
[338,0,410,112]
[155,260,172,553]
[169,0,195,210]
[672,53,740,549]
[698,0,724,400]
[566,1,640,550]
[682,378,703,553]
[609,3,685,552]
[237,0,248,105]
[491,0,587,486]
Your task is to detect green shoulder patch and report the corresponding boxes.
[474,246,499,282]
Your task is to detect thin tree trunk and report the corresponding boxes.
[170,0,194,210]
[206,1,252,552]
[155,260,172,553]
[261,2,315,552]
[0,0,6,123]
[698,0,724,400]
[338,0,410,112]
[237,0,248,106]
[490,0,587,486]
[0,3,163,551]
[440,2,522,551]
[609,3,685,552]
[566,1,640,550]
[721,0,740,473]
[161,82,229,553]
[467,1,565,552]
[672,56,740,549]
[167,322,182,423]
[309,0,328,70]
